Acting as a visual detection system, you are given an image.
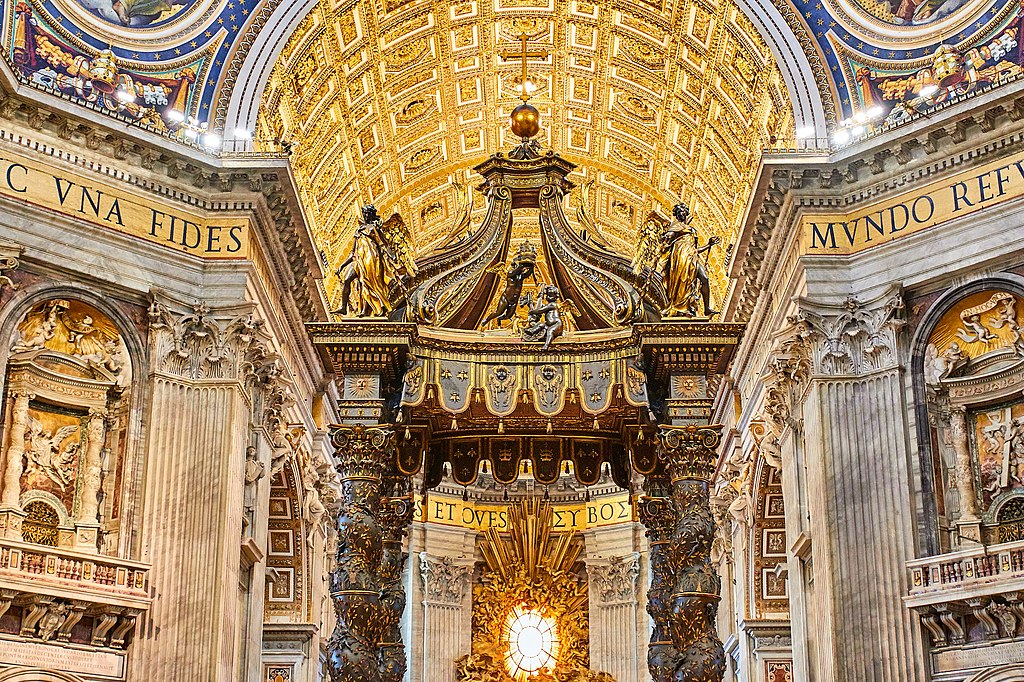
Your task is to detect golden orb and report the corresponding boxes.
[510,103,541,139]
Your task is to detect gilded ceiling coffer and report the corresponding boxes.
[641,426,725,682]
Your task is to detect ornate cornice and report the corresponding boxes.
[728,86,1024,325]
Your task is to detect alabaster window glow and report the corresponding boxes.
[504,607,559,678]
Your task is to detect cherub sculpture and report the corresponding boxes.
[480,241,538,329]
[334,204,416,318]
[521,284,580,350]
[659,202,721,318]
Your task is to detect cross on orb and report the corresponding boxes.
[499,33,550,102]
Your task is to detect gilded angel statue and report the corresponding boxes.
[659,202,720,318]
[334,204,417,317]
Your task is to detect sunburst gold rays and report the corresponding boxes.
[479,499,583,584]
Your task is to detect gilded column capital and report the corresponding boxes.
[790,286,905,377]
[329,424,395,479]
[657,424,723,481]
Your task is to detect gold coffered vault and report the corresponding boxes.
[257,0,794,311]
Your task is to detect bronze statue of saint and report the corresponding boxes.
[335,204,394,317]
[659,202,721,318]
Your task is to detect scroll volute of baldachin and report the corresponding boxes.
[403,182,514,329]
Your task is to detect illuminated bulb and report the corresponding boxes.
[867,105,884,119]
[183,128,199,140]
[851,125,865,136]
[853,111,868,124]
[166,109,185,123]
[203,133,221,148]
[833,130,850,145]
[795,125,815,139]
[115,87,135,104]
[233,127,253,140]
[920,84,939,97]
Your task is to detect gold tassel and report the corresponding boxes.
[546,419,553,434]
[498,420,505,434]
[593,417,600,430]
[404,427,411,441]
[451,417,459,431]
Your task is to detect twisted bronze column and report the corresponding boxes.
[327,424,393,682]
[378,472,414,682]
[641,425,726,682]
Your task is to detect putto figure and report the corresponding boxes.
[521,284,579,350]
[481,241,538,329]
[659,202,721,318]
[334,204,415,318]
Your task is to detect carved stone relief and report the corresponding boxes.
[792,287,905,377]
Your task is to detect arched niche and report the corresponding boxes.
[965,664,1024,682]
[0,295,137,555]
[909,274,1024,550]
[0,668,87,682]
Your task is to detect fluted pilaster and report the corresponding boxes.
[790,287,927,682]
[419,553,472,682]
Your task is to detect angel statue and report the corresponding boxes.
[334,204,416,318]
[480,241,538,329]
[521,284,580,350]
[660,202,721,318]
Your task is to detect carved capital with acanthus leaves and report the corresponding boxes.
[419,553,472,605]
[656,425,722,482]
[147,297,285,386]
[590,553,640,604]
[790,286,905,377]
[329,424,395,480]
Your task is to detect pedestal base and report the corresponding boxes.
[0,507,26,541]
[74,523,100,551]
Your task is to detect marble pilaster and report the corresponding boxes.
[418,552,472,682]
[588,552,640,682]
[790,288,927,682]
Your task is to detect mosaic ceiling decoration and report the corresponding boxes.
[2,0,274,137]
[0,0,1017,142]
[817,0,1023,123]
[255,0,794,306]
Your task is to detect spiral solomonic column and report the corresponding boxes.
[378,472,414,682]
[660,424,726,682]
[327,424,395,682]
[639,475,680,682]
